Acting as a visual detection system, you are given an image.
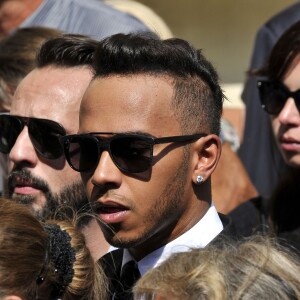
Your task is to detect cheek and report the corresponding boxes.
[271,118,282,152]
[43,160,81,192]
[271,117,279,136]
[8,160,13,172]
[140,154,186,202]
[81,173,93,195]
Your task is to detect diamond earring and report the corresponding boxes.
[196,175,204,184]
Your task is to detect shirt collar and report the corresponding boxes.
[122,202,223,276]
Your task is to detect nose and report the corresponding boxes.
[91,150,122,187]
[9,126,38,167]
[277,97,300,126]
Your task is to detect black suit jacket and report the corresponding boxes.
[99,214,236,299]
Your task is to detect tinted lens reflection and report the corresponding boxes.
[0,115,65,159]
[66,135,153,173]
[259,81,289,115]
[67,137,100,172]
[110,136,152,172]
[0,115,22,154]
[29,119,65,159]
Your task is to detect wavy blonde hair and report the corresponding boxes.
[51,217,108,300]
[134,236,300,300]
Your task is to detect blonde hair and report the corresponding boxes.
[134,236,300,300]
[52,218,108,300]
[0,199,107,299]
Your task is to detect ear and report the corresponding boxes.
[191,134,221,184]
[3,296,23,300]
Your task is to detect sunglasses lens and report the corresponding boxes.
[65,136,99,172]
[258,81,287,115]
[0,115,22,154]
[64,135,153,173]
[110,136,152,173]
[29,119,65,159]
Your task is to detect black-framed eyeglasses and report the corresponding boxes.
[62,132,206,174]
[257,79,300,115]
[0,114,66,159]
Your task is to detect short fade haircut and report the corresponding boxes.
[93,32,224,135]
[37,34,99,69]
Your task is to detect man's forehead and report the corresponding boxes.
[82,74,174,108]
[13,66,93,107]
[79,74,179,134]
[19,65,92,87]
[11,66,93,131]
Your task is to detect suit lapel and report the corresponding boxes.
[209,213,237,246]
[99,214,236,299]
[99,249,124,296]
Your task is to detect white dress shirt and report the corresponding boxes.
[122,202,223,276]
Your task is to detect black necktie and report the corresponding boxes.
[113,260,141,300]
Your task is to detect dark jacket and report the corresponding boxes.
[238,2,300,199]
[99,214,236,300]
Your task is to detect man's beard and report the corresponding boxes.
[98,148,190,249]
[8,169,91,225]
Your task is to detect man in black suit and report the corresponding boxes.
[62,32,234,299]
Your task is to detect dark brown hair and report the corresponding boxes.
[37,33,99,69]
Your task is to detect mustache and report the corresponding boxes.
[8,168,50,193]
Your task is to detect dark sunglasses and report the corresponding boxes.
[257,80,300,115]
[62,132,206,174]
[0,114,66,159]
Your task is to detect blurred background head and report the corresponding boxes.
[0,26,62,112]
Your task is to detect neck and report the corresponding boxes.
[130,197,210,261]
[81,219,111,261]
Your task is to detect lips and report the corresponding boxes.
[92,200,129,224]
[279,136,300,152]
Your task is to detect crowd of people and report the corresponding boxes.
[0,0,300,299]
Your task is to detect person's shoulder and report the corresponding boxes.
[229,196,268,237]
[279,228,300,254]
[221,213,237,236]
[98,249,124,295]
[207,213,237,248]
[263,2,300,36]
[70,0,149,29]
[267,2,300,24]
[99,248,123,271]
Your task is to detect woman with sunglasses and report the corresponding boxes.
[230,20,300,251]
[0,199,108,300]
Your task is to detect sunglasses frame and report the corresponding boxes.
[62,132,207,174]
[0,114,66,159]
[257,79,300,115]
